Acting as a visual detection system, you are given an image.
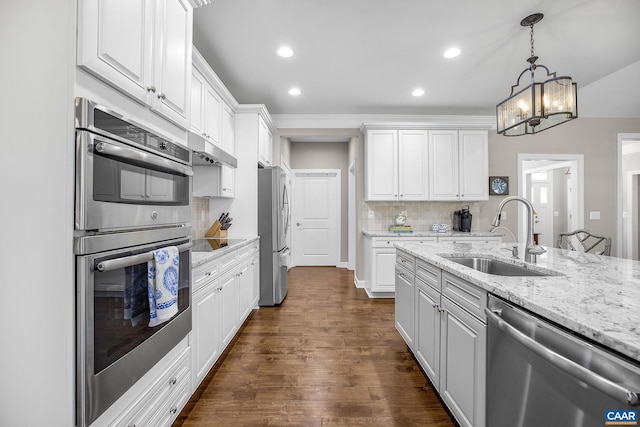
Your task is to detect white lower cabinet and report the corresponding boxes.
[110,347,191,427]
[394,261,414,349]
[396,250,487,427]
[191,239,260,392]
[363,235,498,296]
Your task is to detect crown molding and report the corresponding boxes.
[272,114,496,130]
[235,104,276,132]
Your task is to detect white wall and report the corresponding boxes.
[0,1,76,425]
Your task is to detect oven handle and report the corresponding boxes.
[95,242,192,272]
[94,140,193,177]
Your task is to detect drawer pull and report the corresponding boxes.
[169,377,177,386]
[169,406,178,415]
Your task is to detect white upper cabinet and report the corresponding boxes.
[258,115,273,166]
[203,85,222,146]
[429,130,488,201]
[366,130,398,201]
[398,130,429,200]
[365,129,428,201]
[190,67,205,135]
[78,0,193,129]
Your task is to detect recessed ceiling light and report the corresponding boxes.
[443,47,461,59]
[277,46,294,58]
[412,89,425,97]
[288,87,301,96]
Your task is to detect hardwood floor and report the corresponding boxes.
[174,266,456,427]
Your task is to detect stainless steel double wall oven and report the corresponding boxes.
[74,98,193,426]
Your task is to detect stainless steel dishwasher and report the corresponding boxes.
[485,295,640,427]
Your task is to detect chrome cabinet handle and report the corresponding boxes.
[169,406,177,414]
[169,377,177,386]
[158,93,166,100]
[147,86,156,93]
[484,308,640,406]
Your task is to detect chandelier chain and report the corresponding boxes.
[530,23,535,58]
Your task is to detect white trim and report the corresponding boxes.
[617,133,640,258]
[354,274,365,289]
[518,153,584,244]
[348,160,356,271]
[272,114,496,130]
[336,262,349,269]
[235,104,277,132]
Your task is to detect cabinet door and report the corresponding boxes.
[429,130,459,201]
[372,248,396,292]
[458,131,488,201]
[222,104,235,154]
[258,116,271,166]
[415,280,441,390]
[220,272,238,348]
[152,0,192,128]
[398,130,429,200]
[439,296,486,427]
[193,282,220,387]
[236,261,251,322]
[190,68,206,134]
[219,166,235,198]
[249,255,260,308]
[395,267,414,348]
[77,0,154,104]
[366,130,398,201]
[204,86,222,146]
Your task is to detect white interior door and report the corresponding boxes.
[530,174,554,246]
[292,170,340,266]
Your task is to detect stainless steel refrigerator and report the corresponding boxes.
[258,166,290,306]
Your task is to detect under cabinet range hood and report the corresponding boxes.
[188,131,237,169]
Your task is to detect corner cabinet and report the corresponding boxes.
[77,0,193,129]
[364,129,429,201]
[429,130,488,201]
[395,250,487,427]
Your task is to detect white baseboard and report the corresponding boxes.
[364,288,395,299]
[354,274,365,288]
[336,262,349,269]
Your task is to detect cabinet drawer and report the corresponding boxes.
[416,259,441,291]
[114,348,191,427]
[372,237,436,247]
[396,250,415,273]
[218,250,238,273]
[193,259,220,291]
[237,240,258,260]
[441,271,487,322]
[147,374,191,427]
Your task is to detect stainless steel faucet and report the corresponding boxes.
[491,196,546,263]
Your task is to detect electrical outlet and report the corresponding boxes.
[368,210,375,219]
[590,211,601,220]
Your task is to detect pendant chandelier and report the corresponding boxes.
[496,13,577,136]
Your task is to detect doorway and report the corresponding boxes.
[518,154,584,246]
[617,134,640,260]
[291,169,341,266]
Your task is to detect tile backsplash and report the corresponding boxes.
[361,200,485,232]
[191,197,211,240]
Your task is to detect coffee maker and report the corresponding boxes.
[452,205,472,232]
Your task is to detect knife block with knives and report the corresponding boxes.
[206,212,232,238]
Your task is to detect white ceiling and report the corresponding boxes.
[193,0,640,117]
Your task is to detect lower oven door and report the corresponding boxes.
[76,233,192,426]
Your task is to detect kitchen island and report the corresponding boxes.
[395,241,640,427]
[396,241,640,361]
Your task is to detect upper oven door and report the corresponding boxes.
[75,130,193,232]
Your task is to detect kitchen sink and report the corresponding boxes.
[442,256,557,277]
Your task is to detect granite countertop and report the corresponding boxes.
[396,241,640,363]
[363,230,501,238]
[191,236,259,268]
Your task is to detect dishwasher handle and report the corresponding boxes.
[485,307,640,406]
